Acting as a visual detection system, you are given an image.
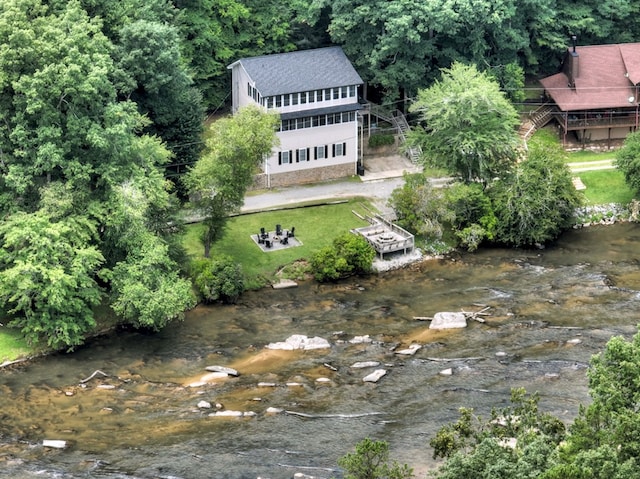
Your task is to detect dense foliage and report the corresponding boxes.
[490,138,582,247]
[184,105,279,257]
[430,329,640,479]
[191,255,244,304]
[615,130,640,194]
[338,438,413,479]
[0,0,196,348]
[408,63,521,184]
[310,232,375,282]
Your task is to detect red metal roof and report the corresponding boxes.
[540,43,640,111]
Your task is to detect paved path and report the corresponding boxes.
[241,159,616,214]
[569,159,615,172]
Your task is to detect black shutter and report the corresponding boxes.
[296,150,299,163]
[332,144,336,157]
[306,148,310,161]
[343,142,346,156]
[278,152,282,165]
[314,146,318,159]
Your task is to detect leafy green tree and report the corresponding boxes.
[184,105,279,257]
[489,137,582,247]
[444,183,497,251]
[310,232,375,282]
[338,438,413,479]
[106,241,195,331]
[101,175,195,330]
[191,255,244,304]
[388,173,453,239]
[431,388,565,479]
[615,130,640,194]
[563,329,640,463]
[408,62,521,184]
[0,211,104,350]
[116,18,205,174]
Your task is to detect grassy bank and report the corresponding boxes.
[184,198,373,289]
[0,328,30,364]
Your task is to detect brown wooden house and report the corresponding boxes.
[539,42,640,147]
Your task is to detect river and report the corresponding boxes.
[1,223,639,479]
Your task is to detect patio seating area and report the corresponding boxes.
[252,224,302,252]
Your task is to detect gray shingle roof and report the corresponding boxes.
[228,46,363,97]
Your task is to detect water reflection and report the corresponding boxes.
[1,223,639,478]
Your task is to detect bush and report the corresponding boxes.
[338,438,413,479]
[310,233,375,282]
[191,255,244,304]
[368,133,395,148]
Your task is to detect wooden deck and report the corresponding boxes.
[353,216,414,258]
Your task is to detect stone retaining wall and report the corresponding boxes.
[251,163,356,190]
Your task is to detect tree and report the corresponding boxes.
[408,62,521,184]
[191,255,244,304]
[431,388,565,479]
[184,105,279,257]
[106,237,196,330]
[338,438,413,479]
[310,232,375,282]
[116,18,205,175]
[388,173,453,240]
[0,211,104,350]
[563,329,640,464]
[615,130,640,194]
[489,137,582,247]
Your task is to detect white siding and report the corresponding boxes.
[268,120,357,175]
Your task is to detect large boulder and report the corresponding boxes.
[430,312,467,329]
[363,369,387,383]
[266,334,330,351]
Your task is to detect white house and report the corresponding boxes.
[227,46,364,187]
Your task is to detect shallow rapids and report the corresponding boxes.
[1,223,639,479]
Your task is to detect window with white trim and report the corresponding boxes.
[278,150,292,165]
[314,145,327,160]
[332,142,346,157]
[296,148,309,162]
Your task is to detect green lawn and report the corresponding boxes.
[576,169,634,205]
[567,149,615,163]
[0,326,31,363]
[183,198,373,289]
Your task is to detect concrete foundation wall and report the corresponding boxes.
[251,163,355,189]
[576,127,633,141]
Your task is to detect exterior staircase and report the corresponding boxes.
[520,103,557,141]
[392,110,422,163]
[366,103,422,164]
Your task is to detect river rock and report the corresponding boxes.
[200,371,231,382]
[210,410,243,417]
[266,407,283,414]
[439,368,453,376]
[350,361,381,369]
[266,334,330,350]
[566,338,582,345]
[315,377,331,383]
[205,365,239,376]
[43,440,67,449]
[363,369,387,383]
[258,382,277,387]
[272,279,298,289]
[197,400,212,409]
[430,312,468,330]
[395,344,422,356]
[349,335,372,344]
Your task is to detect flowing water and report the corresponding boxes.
[2,223,640,479]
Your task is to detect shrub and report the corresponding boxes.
[191,255,244,304]
[368,133,395,148]
[310,233,375,282]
